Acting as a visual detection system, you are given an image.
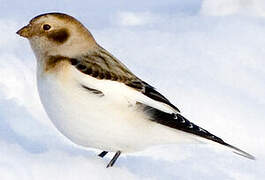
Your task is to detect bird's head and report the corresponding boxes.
[16,12,97,58]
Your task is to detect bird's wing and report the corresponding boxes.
[137,102,255,160]
[70,47,180,113]
[68,49,254,160]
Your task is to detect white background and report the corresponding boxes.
[0,0,264,179]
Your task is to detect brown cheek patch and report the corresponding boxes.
[47,28,69,43]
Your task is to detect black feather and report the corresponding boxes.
[138,102,255,160]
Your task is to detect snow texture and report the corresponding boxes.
[0,0,264,179]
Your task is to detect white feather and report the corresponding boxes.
[37,65,198,152]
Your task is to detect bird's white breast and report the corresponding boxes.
[37,64,195,152]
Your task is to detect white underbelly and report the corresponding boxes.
[37,71,195,152]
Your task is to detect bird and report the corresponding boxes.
[16,12,255,167]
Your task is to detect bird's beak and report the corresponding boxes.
[16,24,32,38]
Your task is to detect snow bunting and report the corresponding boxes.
[17,12,254,167]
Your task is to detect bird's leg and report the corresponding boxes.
[98,151,108,158]
[106,151,121,168]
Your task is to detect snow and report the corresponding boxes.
[201,0,265,16]
[0,0,265,179]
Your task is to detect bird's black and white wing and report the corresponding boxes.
[68,47,254,160]
[136,102,255,160]
[70,47,180,114]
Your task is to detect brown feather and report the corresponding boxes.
[69,47,180,112]
[44,47,180,112]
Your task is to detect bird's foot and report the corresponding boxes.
[98,151,108,158]
[106,151,121,168]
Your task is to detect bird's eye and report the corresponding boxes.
[43,24,51,31]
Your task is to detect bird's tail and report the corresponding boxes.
[140,103,255,160]
[223,143,255,160]
[175,114,255,160]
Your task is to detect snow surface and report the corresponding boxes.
[0,0,265,179]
